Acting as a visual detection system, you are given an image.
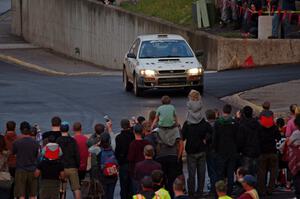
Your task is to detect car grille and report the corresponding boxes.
[158,77,187,86]
[158,70,186,76]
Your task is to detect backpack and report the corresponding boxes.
[99,149,118,177]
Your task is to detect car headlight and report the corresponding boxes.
[187,68,203,76]
[140,69,156,77]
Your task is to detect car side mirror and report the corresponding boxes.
[127,53,136,59]
[195,50,204,57]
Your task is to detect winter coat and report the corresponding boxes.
[237,118,261,158]
[213,116,239,156]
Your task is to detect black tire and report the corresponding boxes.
[133,75,143,97]
[123,68,132,92]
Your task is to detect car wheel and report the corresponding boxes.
[133,75,143,97]
[123,68,132,92]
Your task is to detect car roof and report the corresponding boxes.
[137,34,186,41]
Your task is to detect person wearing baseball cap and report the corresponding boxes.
[238,175,259,199]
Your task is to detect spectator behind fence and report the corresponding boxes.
[272,0,296,38]
[219,0,238,29]
[13,121,39,199]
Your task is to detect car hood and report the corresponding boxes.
[138,57,201,70]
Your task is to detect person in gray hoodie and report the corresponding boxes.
[182,90,212,198]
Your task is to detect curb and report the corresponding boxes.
[0,53,121,76]
[221,92,262,114]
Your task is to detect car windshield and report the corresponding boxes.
[139,40,194,59]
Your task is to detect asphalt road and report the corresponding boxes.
[1,61,300,133]
[0,61,299,199]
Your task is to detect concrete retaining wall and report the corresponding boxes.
[11,0,300,71]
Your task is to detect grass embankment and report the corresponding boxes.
[120,0,197,26]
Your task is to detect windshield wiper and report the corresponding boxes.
[140,56,156,58]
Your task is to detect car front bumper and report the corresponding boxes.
[137,74,204,89]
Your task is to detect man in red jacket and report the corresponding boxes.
[73,122,89,183]
[127,124,150,194]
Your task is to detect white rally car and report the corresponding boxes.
[123,34,204,96]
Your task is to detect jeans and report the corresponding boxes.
[187,152,206,196]
[242,156,258,176]
[103,182,117,199]
[215,154,237,195]
[0,187,10,199]
[156,155,182,198]
[221,0,237,23]
[294,172,300,199]
[206,151,218,193]
[272,13,292,38]
[257,153,278,195]
[119,164,133,199]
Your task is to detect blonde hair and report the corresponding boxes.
[296,106,300,116]
[188,89,201,101]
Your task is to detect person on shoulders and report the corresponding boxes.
[182,90,211,198]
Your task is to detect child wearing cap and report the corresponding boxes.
[237,175,259,199]
[215,180,232,199]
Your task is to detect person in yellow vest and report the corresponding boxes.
[215,180,232,199]
[133,176,159,199]
[151,170,171,199]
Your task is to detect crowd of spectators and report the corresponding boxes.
[217,0,299,38]
[0,90,300,199]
